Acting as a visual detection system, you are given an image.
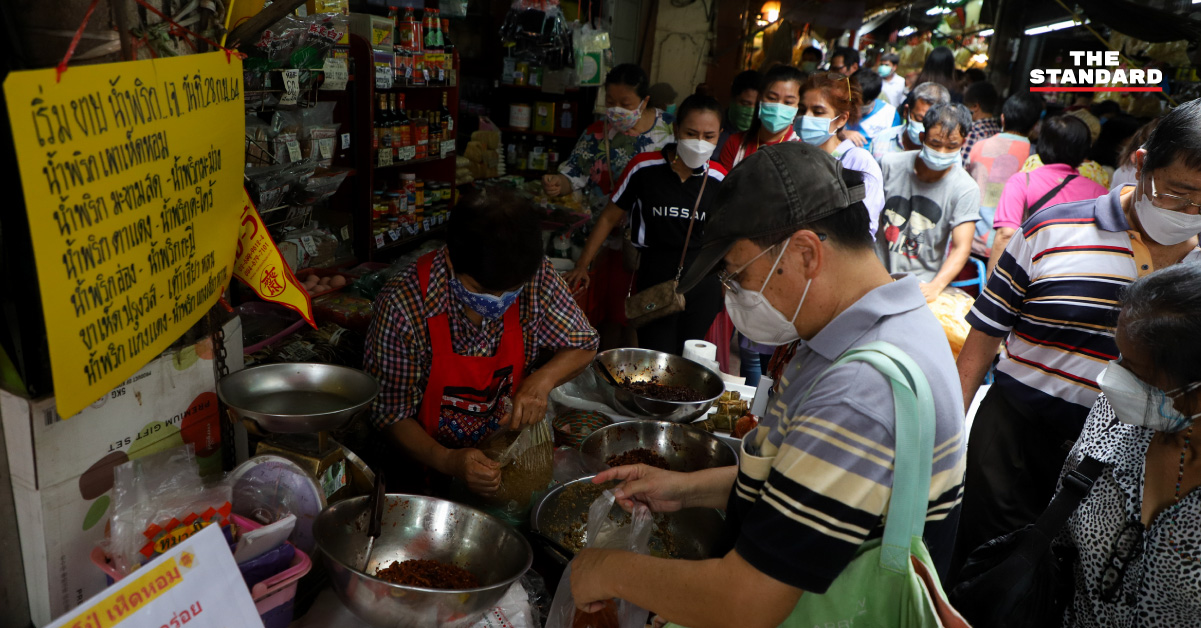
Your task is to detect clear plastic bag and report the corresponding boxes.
[545,491,651,628]
[480,414,554,517]
[106,446,233,575]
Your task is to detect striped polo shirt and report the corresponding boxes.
[724,275,966,592]
[967,186,1199,427]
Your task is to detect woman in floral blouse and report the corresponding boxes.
[542,64,674,344]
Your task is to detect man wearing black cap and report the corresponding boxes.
[568,143,967,627]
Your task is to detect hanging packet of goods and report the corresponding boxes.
[4,51,245,419]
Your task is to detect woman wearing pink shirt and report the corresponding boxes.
[987,116,1110,276]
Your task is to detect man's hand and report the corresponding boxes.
[843,129,868,147]
[563,266,591,293]
[571,548,621,613]
[503,370,554,429]
[919,281,945,303]
[446,448,501,495]
[542,173,571,198]
[593,464,691,513]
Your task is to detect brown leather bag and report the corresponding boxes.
[624,168,708,329]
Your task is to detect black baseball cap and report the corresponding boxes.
[679,142,867,292]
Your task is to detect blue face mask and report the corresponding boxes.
[450,275,522,319]
[919,144,961,171]
[799,115,836,145]
[906,119,924,145]
[759,102,799,134]
[877,64,893,78]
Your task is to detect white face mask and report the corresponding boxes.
[676,139,716,170]
[1134,177,1201,245]
[1098,360,1201,433]
[724,240,811,346]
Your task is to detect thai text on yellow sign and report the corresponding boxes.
[4,52,244,418]
[64,558,183,628]
[234,188,315,326]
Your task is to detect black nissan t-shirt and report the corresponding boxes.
[610,145,727,252]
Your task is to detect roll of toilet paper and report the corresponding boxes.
[682,340,718,364]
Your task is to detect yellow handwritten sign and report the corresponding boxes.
[234,189,315,326]
[4,52,244,418]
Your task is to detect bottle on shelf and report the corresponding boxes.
[413,109,429,160]
[439,91,454,141]
[441,18,455,81]
[529,135,548,172]
[390,93,409,162]
[427,110,441,152]
[374,93,390,162]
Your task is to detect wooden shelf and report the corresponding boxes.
[378,83,457,91]
[499,83,579,94]
[373,224,448,252]
[374,152,456,169]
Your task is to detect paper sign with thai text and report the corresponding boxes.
[47,523,264,628]
[4,52,244,418]
[234,188,316,327]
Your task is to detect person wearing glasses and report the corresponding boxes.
[952,99,1201,583]
[565,143,966,626]
[1054,262,1201,626]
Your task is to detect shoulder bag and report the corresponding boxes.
[949,454,1105,628]
[623,164,708,329]
[1021,174,1078,222]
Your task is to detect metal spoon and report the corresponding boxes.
[359,471,385,573]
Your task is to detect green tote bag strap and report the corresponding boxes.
[799,340,937,573]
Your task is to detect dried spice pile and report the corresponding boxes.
[620,379,706,402]
[605,448,670,470]
[375,559,479,589]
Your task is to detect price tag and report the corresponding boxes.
[423,69,430,82]
[280,69,300,106]
[438,68,445,82]
[441,140,454,158]
[374,234,386,248]
[405,65,413,79]
[319,58,349,91]
[378,148,393,166]
[389,229,401,241]
[448,117,454,132]
[408,224,420,235]
[318,138,334,159]
[398,145,416,161]
[340,225,351,240]
[341,132,351,149]
[423,218,431,231]
[438,213,446,225]
[287,140,302,162]
[301,235,319,256]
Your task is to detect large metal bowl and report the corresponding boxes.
[217,363,379,433]
[592,348,724,423]
[530,476,724,563]
[314,494,532,628]
[580,420,737,472]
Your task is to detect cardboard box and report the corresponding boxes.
[348,13,394,51]
[3,317,244,626]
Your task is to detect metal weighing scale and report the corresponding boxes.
[217,363,380,509]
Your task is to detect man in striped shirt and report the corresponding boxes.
[951,100,1201,581]
[566,143,966,627]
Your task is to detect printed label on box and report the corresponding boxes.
[280,68,300,106]
[319,138,334,159]
[374,234,386,248]
[378,148,393,166]
[319,57,349,91]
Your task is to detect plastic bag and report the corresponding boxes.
[545,491,651,628]
[928,287,973,360]
[107,446,233,575]
[553,447,608,486]
[480,414,554,518]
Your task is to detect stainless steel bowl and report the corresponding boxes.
[217,363,379,433]
[592,348,724,423]
[314,494,533,628]
[580,420,737,472]
[531,476,724,561]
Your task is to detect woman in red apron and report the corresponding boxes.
[363,193,599,496]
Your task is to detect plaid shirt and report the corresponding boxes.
[364,248,599,430]
[962,117,1001,167]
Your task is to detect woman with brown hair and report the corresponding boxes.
[798,71,885,236]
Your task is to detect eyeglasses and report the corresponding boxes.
[1099,521,1144,603]
[1147,177,1201,213]
[716,233,826,295]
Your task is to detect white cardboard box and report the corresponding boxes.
[2,316,243,626]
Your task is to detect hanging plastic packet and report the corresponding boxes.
[573,23,610,86]
[479,411,554,521]
[545,490,652,628]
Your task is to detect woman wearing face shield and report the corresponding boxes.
[1040,263,1201,626]
[542,63,675,347]
[362,193,599,496]
[563,95,727,356]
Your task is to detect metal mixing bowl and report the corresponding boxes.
[530,476,724,563]
[580,420,737,472]
[314,494,532,628]
[592,348,724,423]
[217,363,379,433]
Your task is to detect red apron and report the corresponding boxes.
[416,253,526,449]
